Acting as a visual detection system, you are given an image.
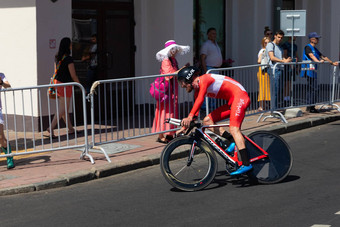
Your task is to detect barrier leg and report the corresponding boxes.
[256,113,265,123]
[80,148,95,164]
[261,111,288,124]
[80,145,112,164]
[91,146,112,163]
[318,103,340,112]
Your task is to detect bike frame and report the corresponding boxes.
[193,123,269,166]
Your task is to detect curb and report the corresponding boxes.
[1,114,339,196]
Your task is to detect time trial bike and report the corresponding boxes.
[160,118,293,191]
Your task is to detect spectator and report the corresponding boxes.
[200,27,223,73]
[300,32,339,113]
[282,36,299,106]
[46,37,81,138]
[266,30,292,108]
[82,34,98,94]
[264,26,273,40]
[152,40,190,143]
[257,37,271,111]
[0,73,14,169]
[200,27,222,113]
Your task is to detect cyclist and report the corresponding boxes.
[177,66,251,175]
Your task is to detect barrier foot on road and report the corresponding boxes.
[259,111,288,124]
[91,146,112,163]
[319,103,340,112]
[256,113,265,123]
[80,149,95,164]
[80,145,112,164]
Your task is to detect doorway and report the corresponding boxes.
[72,0,135,124]
[72,0,135,80]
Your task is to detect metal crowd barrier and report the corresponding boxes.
[260,61,340,122]
[207,61,340,123]
[87,73,195,154]
[0,83,101,164]
[319,61,340,111]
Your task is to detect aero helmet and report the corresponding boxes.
[177,66,199,84]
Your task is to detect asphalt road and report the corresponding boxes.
[1,121,340,227]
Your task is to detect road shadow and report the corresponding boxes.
[169,171,300,192]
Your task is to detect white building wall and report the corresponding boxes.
[0,0,72,117]
[36,0,72,116]
[134,0,193,77]
[225,0,274,66]
[36,0,72,85]
[0,0,37,116]
[295,0,340,62]
[227,0,339,66]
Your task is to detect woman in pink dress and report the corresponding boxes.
[152,40,190,143]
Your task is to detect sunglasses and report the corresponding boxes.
[266,32,273,35]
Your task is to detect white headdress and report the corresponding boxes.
[156,40,190,62]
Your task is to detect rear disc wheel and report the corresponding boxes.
[246,131,293,184]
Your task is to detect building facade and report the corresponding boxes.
[0,0,339,129]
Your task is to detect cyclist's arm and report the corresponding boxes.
[182,86,206,128]
[190,75,216,118]
[182,94,200,128]
[189,84,207,117]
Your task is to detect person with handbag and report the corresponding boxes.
[46,37,80,138]
[0,73,14,169]
[152,40,190,143]
[257,36,271,111]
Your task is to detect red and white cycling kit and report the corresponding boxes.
[189,74,250,127]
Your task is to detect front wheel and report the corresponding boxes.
[246,131,293,184]
[160,136,217,191]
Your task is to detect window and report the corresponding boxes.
[193,0,225,67]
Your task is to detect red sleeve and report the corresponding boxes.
[188,75,213,117]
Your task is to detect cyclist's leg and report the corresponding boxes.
[229,93,252,175]
[204,104,231,136]
[229,92,250,144]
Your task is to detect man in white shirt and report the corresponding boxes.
[200,27,223,74]
[200,28,223,113]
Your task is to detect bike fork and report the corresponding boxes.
[187,140,197,166]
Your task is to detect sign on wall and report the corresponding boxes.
[280,10,306,37]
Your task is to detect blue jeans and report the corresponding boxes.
[268,69,283,109]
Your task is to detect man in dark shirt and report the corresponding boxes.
[300,32,338,113]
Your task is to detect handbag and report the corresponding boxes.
[48,55,66,99]
[149,77,169,102]
[260,49,269,71]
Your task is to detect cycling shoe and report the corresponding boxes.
[229,164,252,176]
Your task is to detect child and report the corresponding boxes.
[0,73,14,169]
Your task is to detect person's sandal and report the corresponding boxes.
[156,138,168,144]
[45,129,57,139]
[165,135,174,142]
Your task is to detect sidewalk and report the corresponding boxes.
[0,106,339,196]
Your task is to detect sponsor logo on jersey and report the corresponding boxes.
[235,99,245,116]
